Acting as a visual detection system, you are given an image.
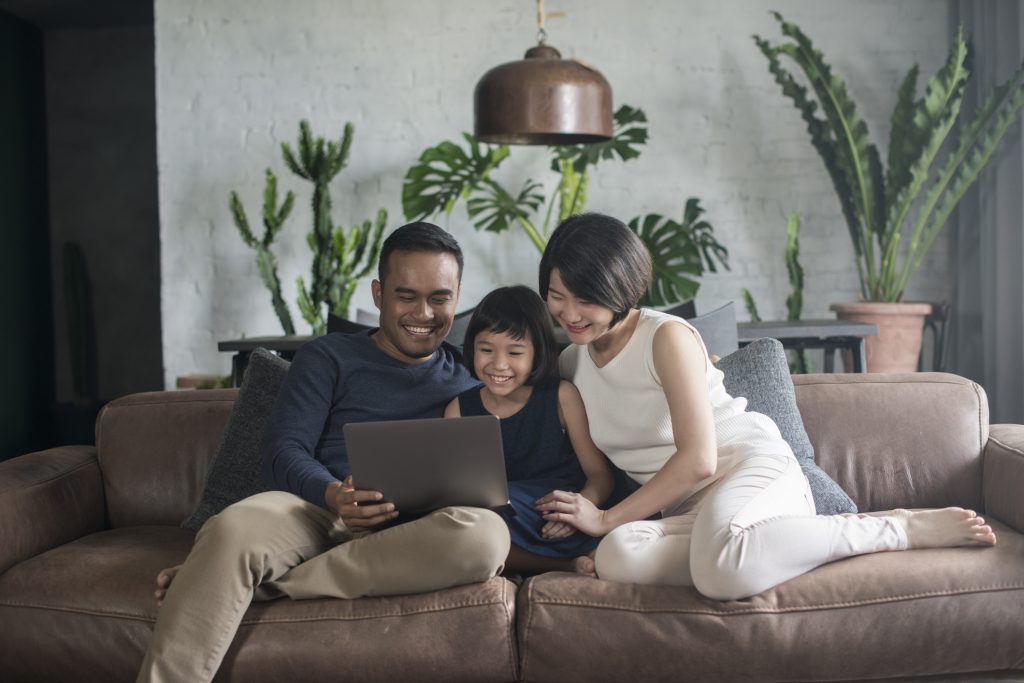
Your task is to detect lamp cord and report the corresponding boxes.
[536,0,547,44]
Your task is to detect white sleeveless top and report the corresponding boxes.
[558,308,794,515]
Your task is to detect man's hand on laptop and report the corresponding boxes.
[325,476,399,529]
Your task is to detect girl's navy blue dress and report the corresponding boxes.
[457,376,601,557]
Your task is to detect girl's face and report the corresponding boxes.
[545,268,615,345]
[473,329,535,399]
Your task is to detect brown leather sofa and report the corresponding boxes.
[2,372,1022,682]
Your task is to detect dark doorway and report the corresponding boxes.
[0,1,161,457]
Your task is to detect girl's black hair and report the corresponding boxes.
[463,286,558,385]
[538,212,653,327]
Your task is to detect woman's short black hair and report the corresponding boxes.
[378,221,464,283]
[463,286,558,385]
[538,212,653,327]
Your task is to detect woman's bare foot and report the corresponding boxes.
[886,508,997,549]
[573,554,597,578]
[154,565,181,607]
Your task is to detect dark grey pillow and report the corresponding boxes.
[181,347,291,532]
[715,338,857,515]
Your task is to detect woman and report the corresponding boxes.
[534,212,996,600]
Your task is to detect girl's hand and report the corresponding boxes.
[540,520,575,539]
[536,490,609,537]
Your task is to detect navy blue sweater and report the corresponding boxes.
[260,331,479,508]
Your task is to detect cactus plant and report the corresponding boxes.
[280,122,386,335]
[229,121,387,335]
[230,169,296,335]
[742,213,809,373]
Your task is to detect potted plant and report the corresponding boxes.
[755,12,1024,371]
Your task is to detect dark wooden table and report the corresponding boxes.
[737,319,878,372]
[218,336,314,386]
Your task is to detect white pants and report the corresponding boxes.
[594,455,908,600]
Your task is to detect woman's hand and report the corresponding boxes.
[536,490,609,537]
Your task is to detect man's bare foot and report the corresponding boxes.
[154,565,181,607]
[573,554,597,578]
[886,508,997,549]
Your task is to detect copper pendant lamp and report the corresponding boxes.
[474,0,613,145]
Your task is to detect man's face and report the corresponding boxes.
[370,250,461,363]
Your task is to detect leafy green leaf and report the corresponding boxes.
[549,105,649,174]
[631,213,703,308]
[401,133,509,221]
[886,65,922,200]
[753,34,865,277]
[899,62,1024,297]
[466,178,544,236]
[741,288,761,322]
[770,12,884,289]
[784,212,803,321]
[880,28,969,296]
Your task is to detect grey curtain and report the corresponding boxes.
[950,0,1024,423]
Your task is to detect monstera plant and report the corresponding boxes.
[401,105,729,308]
[755,12,1024,371]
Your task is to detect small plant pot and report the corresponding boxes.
[830,302,932,373]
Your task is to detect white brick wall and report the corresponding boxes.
[156,0,953,385]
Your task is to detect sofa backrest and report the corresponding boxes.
[97,389,236,528]
[93,373,990,528]
[794,372,988,513]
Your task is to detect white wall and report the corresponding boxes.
[156,0,953,385]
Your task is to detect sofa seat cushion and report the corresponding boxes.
[517,520,1024,683]
[0,526,519,683]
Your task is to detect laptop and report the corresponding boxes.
[343,415,510,515]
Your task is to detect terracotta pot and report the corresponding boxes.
[829,301,932,373]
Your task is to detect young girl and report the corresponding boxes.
[534,212,996,598]
[444,285,615,574]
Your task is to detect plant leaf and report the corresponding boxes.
[784,212,803,321]
[740,288,761,322]
[630,199,728,308]
[898,59,1024,297]
[764,12,883,292]
[466,178,544,235]
[753,33,865,279]
[549,105,649,174]
[880,28,969,297]
[886,65,922,200]
[402,133,509,221]
[632,213,703,308]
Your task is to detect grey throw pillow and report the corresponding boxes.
[715,338,857,515]
[181,347,291,532]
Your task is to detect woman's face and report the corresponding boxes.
[545,268,616,345]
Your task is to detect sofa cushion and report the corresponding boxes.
[0,526,519,683]
[98,390,237,528]
[716,338,857,515]
[181,348,290,532]
[517,520,1024,683]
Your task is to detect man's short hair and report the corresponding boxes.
[378,222,464,283]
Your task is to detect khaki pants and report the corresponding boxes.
[137,491,510,683]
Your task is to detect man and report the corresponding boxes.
[137,222,511,683]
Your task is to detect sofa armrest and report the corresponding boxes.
[0,446,104,574]
[984,424,1024,533]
